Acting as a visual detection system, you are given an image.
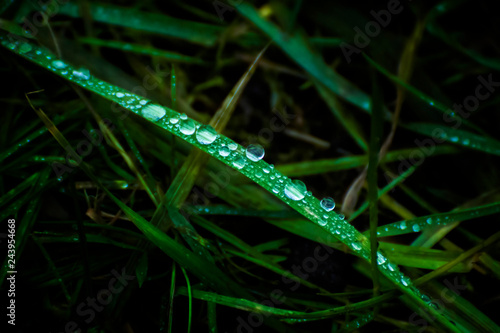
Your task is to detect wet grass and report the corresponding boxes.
[1,0,500,332]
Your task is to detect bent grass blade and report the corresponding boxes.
[2,35,463,332]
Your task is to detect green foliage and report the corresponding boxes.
[1,1,500,332]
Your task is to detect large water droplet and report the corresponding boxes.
[246,144,265,162]
[179,119,196,135]
[320,197,335,211]
[284,179,306,201]
[412,224,421,232]
[19,43,32,54]
[116,92,125,98]
[141,104,166,121]
[219,146,230,157]
[196,125,218,145]
[233,155,246,169]
[73,68,91,80]
[377,253,387,265]
[401,276,410,287]
[52,60,67,69]
[351,241,362,251]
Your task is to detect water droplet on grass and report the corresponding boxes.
[320,197,335,211]
[318,220,327,226]
[284,179,306,201]
[73,68,91,80]
[401,277,410,286]
[116,92,125,98]
[196,125,218,145]
[141,104,166,121]
[400,221,407,230]
[233,155,246,169]
[180,113,188,120]
[179,119,196,135]
[351,241,362,251]
[246,144,265,162]
[219,146,230,157]
[52,60,67,69]
[228,142,238,150]
[19,43,32,53]
[412,224,421,232]
[377,254,387,265]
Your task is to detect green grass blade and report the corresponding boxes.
[2,35,462,332]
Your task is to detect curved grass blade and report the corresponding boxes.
[57,2,224,46]
[236,3,372,113]
[177,287,389,320]
[78,38,207,65]
[373,200,500,238]
[403,122,500,157]
[277,145,458,178]
[2,35,464,332]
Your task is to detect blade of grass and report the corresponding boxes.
[368,69,383,300]
[4,37,462,332]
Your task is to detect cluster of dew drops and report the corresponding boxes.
[2,38,440,306]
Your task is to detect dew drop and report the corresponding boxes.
[245,144,265,162]
[351,241,362,251]
[219,146,230,157]
[196,125,218,145]
[426,218,432,224]
[377,253,387,265]
[400,221,407,230]
[72,68,91,80]
[401,277,410,287]
[19,43,32,54]
[180,113,188,120]
[179,119,196,135]
[141,104,166,121]
[233,155,246,169]
[412,224,421,232]
[228,142,238,151]
[116,92,125,98]
[263,167,270,174]
[318,220,328,226]
[52,60,67,69]
[320,197,335,212]
[284,179,307,201]
[450,136,459,143]
[169,116,179,124]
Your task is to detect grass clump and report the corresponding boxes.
[1,0,500,332]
